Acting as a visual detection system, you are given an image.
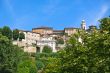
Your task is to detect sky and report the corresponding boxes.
[0,0,110,30]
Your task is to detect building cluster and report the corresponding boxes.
[13,20,97,53]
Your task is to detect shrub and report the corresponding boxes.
[42,45,52,53]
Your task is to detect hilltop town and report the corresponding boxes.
[13,20,97,53]
[0,0,110,72]
[0,16,110,73]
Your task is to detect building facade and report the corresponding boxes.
[64,28,78,36]
[36,36,56,52]
[13,20,93,53]
[18,30,40,53]
[32,27,53,35]
[81,20,86,30]
[21,31,40,45]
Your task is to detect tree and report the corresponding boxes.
[36,51,60,73]
[0,28,2,34]
[43,57,61,73]
[19,32,25,41]
[13,29,19,40]
[0,33,32,73]
[0,26,37,73]
[99,17,110,32]
[2,26,12,40]
[42,45,52,53]
[36,60,44,70]
[0,34,24,73]
[58,17,110,73]
[17,59,37,73]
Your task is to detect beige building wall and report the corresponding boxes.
[14,31,41,53]
[43,29,53,34]
[22,31,40,45]
[24,46,36,53]
[36,36,56,52]
[32,27,53,35]
[13,41,37,53]
[64,28,78,36]
[32,29,44,34]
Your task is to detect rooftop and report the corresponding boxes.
[32,26,53,30]
[64,27,80,30]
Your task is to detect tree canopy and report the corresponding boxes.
[13,29,19,40]
[1,26,12,40]
[19,32,25,41]
[0,32,35,73]
[58,17,110,73]
[0,34,24,73]
[99,17,110,31]
[42,45,52,53]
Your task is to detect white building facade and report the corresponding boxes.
[22,31,40,45]
[36,36,56,53]
[15,31,41,53]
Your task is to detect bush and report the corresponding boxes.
[42,46,52,53]
[17,60,37,73]
[36,61,44,70]
[31,53,36,57]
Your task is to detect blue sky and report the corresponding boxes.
[0,0,110,30]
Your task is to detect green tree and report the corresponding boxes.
[13,29,19,40]
[43,57,61,73]
[58,17,110,73]
[17,59,37,73]
[36,52,60,73]
[2,26,12,40]
[99,17,110,32]
[19,32,25,41]
[0,28,2,34]
[0,34,24,73]
[42,45,52,53]
[36,60,44,70]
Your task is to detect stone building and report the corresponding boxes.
[20,30,40,45]
[64,28,78,36]
[32,27,53,35]
[13,20,90,53]
[81,20,86,30]
[53,30,64,36]
[16,30,40,53]
[36,36,56,53]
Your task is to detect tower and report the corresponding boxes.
[81,20,86,30]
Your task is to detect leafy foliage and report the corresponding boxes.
[35,17,110,72]
[0,34,25,73]
[36,60,44,70]
[17,59,37,73]
[0,28,2,34]
[43,57,61,73]
[19,32,25,41]
[42,45,52,53]
[13,29,19,40]
[0,28,35,73]
[1,26,12,40]
[99,17,110,31]
[36,52,60,73]
[58,17,110,73]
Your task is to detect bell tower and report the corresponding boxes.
[81,20,86,30]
